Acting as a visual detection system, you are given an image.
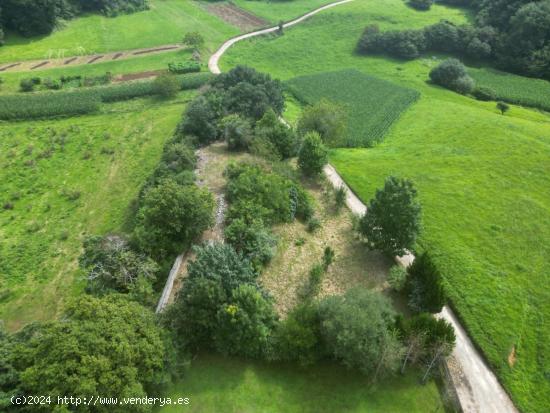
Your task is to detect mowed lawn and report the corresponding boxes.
[0,97,187,331]
[0,0,239,63]
[220,0,550,411]
[158,354,444,413]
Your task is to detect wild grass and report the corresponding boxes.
[159,353,445,413]
[0,95,190,331]
[286,70,419,146]
[220,0,550,410]
[232,0,337,23]
[0,0,239,63]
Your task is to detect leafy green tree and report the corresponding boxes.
[165,277,227,353]
[2,0,58,36]
[407,252,446,313]
[182,31,204,50]
[79,234,158,303]
[223,81,274,120]
[270,303,325,366]
[255,109,298,159]
[297,99,347,146]
[8,295,171,413]
[214,284,278,358]
[319,288,404,378]
[219,114,253,151]
[181,91,224,145]
[298,132,328,177]
[152,74,180,99]
[497,101,510,115]
[134,179,214,260]
[409,0,433,10]
[0,326,19,411]
[358,176,421,256]
[187,242,258,296]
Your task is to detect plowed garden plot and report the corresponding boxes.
[205,2,268,31]
[286,69,419,147]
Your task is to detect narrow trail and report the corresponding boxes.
[165,1,518,411]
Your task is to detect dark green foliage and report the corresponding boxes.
[298,131,328,176]
[497,101,510,114]
[296,99,347,146]
[223,81,276,120]
[334,186,347,211]
[219,114,253,151]
[270,303,325,366]
[306,216,321,233]
[19,79,35,93]
[255,109,298,159]
[152,74,180,99]
[401,313,456,349]
[214,284,278,358]
[409,0,433,11]
[225,162,313,225]
[429,58,476,94]
[182,31,205,50]
[318,288,404,377]
[5,295,170,413]
[180,91,222,145]
[473,86,497,101]
[388,265,407,291]
[0,326,19,411]
[168,61,201,74]
[187,242,258,296]
[165,277,227,352]
[407,252,446,313]
[133,179,214,260]
[323,246,335,270]
[224,218,277,269]
[211,65,285,116]
[79,234,158,303]
[358,176,421,256]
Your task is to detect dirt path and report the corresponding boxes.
[0,44,184,74]
[323,166,518,413]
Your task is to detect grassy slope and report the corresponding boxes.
[159,354,444,413]
[232,0,336,23]
[0,95,191,331]
[0,0,239,63]
[219,0,550,411]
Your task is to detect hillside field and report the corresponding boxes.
[286,70,419,146]
[0,0,239,63]
[219,0,550,410]
[0,96,189,330]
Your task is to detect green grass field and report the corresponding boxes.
[233,0,336,23]
[158,354,444,413]
[469,67,550,112]
[0,95,190,331]
[0,0,239,63]
[286,69,419,146]
[220,0,550,410]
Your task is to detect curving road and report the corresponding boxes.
[208,3,520,412]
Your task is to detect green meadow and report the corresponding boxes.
[158,354,444,413]
[0,95,191,330]
[0,0,239,63]
[220,0,550,410]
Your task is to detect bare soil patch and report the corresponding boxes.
[205,3,268,31]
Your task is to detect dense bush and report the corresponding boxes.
[473,86,497,101]
[152,74,180,99]
[187,243,258,296]
[219,114,253,151]
[2,295,171,412]
[358,176,421,256]
[225,162,313,225]
[180,91,223,145]
[409,0,433,11]
[79,234,158,302]
[429,58,475,94]
[388,265,407,292]
[319,288,404,378]
[224,218,277,269]
[214,284,278,358]
[133,179,214,260]
[168,61,201,74]
[255,109,298,159]
[296,99,347,146]
[297,131,328,177]
[406,252,446,313]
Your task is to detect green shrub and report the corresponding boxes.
[224,218,277,269]
[168,61,201,74]
[406,252,446,313]
[409,0,433,10]
[472,86,497,101]
[388,265,407,291]
[255,109,298,159]
[334,186,347,211]
[323,246,335,270]
[219,114,253,151]
[298,131,328,177]
[429,59,475,95]
[152,74,180,99]
[306,216,321,233]
[20,78,36,92]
